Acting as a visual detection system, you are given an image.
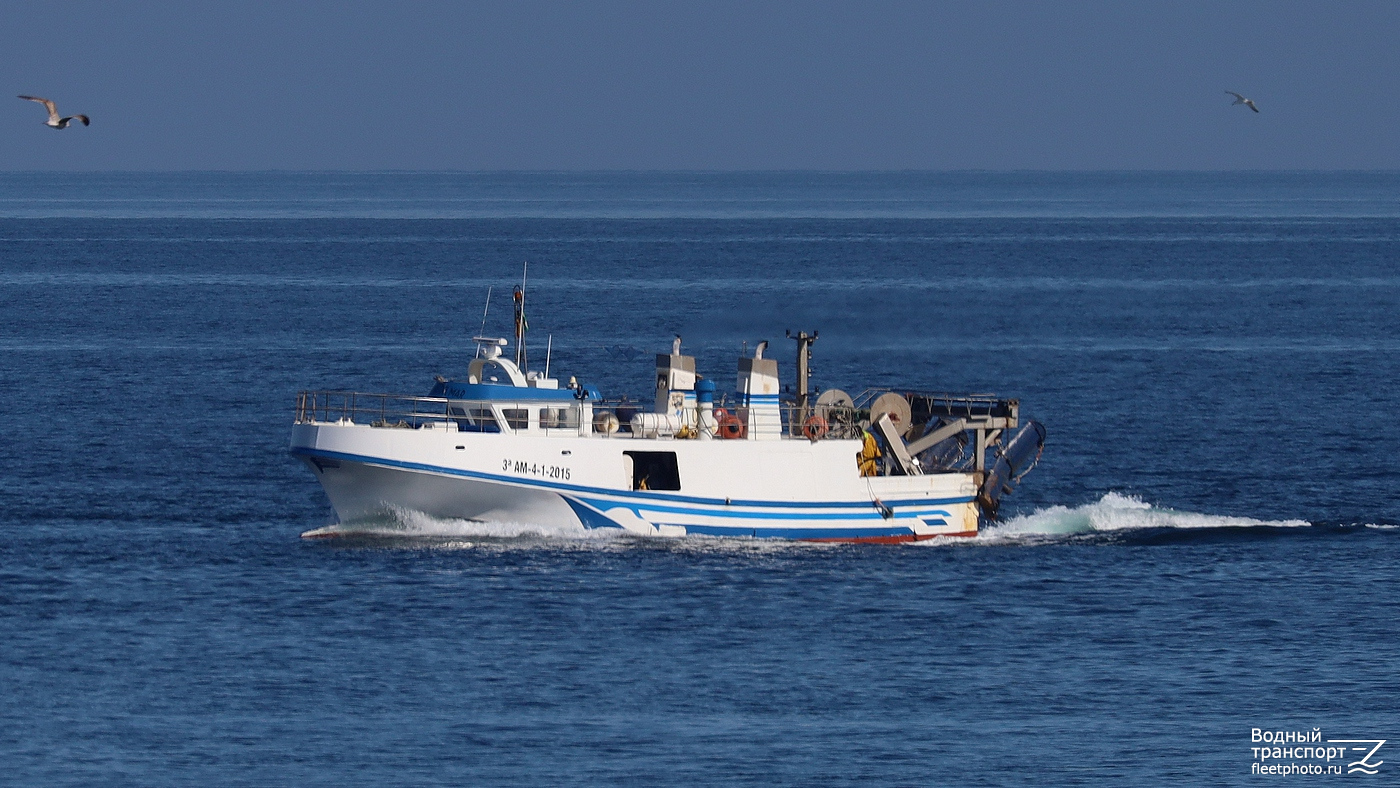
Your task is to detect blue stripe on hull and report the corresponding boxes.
[561,497,624,531]
[572,496,950,522]
[560,496,927,540]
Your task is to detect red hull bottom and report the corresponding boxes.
[801,530,978,544]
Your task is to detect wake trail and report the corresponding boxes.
[972,492,1309,544]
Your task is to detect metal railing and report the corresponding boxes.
[296,390,455,428]
[576,395,864,441]
[296,388,1013,449]
[851,389,1018,422]
[782,403,864,440]
[296,390,588,435]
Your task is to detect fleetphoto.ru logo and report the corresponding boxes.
[1251,728,1386,776]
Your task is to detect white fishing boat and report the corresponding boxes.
[290,288,1044,542]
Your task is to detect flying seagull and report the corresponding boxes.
[1226,91,1259,113]
[17,95,89,128]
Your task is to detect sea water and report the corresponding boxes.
[1,172,1397,785]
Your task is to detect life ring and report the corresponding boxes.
[802,414,829,441]
[716,409,746,439]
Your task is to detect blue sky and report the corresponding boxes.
[3,1,1397,170]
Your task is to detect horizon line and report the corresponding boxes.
[2,168,1400,176]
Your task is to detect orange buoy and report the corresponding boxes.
[717,411,746,439]
[802,414,829,441]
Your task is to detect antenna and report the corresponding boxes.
[545,333,553,380]
[475,286,492,359]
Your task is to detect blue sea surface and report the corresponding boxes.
[1,172,1397,785]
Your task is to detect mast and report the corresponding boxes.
[787,329,818,424]
[513,262,528,372]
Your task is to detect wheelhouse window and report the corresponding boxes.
[540,406,579,431]
[502,408,529,431]
[623,451,681,491]
[448,405,501,433]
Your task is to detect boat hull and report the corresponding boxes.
[291,422,981,542]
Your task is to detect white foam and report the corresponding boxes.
[299,508,855,555]
[970,492,1309,544]
[301,505,608,542]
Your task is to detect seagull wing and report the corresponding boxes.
[18,95,59,122]
[1225,91,1247,103]
[1247,101,1259,113]
[74,114,90,126]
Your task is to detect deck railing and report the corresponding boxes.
[295,388,1014,450]
[296,391,455,428]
